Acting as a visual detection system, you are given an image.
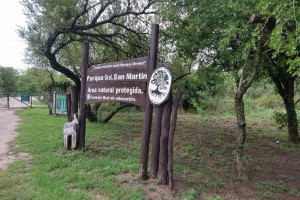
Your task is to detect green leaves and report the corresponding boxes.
[0,66,19,93]
[256,0,300,72]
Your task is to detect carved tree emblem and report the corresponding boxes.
[150,70,170,97]
[148,66,172,105]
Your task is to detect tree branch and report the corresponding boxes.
[70,0,89,30]
[44,49,81,87]
[249,14,276,32]
[102,103,134,123]
[74,0,155,31]
[53,38,77,55]
[266,55,286,97]
[173,72,191,83]
[242,48,262,91]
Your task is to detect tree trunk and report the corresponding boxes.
[234,97,248,180]
[86,104,98,123]
[282,77,299,143]
[92,103,101,114]
[267,65,300,144]
[284,100,299,143]
[233,47,261,180]
[86,103,101,123]
[102,103,134,123]
[71,85,79,117]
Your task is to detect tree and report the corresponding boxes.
[159,1,300,180]
[19,0,156,90]
[159,0,300,178]
[159,0,263,178]
[267,60,299,143]
[19,0,157,131]
[0,77,3,90]
[250,0,300,143]
[0,66,19,93]
[17,67,71,94]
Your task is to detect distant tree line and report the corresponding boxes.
[0,66,71,94]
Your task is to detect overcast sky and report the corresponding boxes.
[0,0,28,70]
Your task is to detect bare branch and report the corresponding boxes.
[75,0,155,31]
[90,2,112,25]
[242,49,262,90]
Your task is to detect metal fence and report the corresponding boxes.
[0,93,51,109]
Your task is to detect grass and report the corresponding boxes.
[256,180,286,199]
[1,108,145,199]
[0,108,300,199]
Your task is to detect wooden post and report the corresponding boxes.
[150,105,163,178]
[168,92,183,190]
[6,94,9,109]
[140,24,159,180]
[78,42,89,150]
[158,90,173,184]
[53,93,56,114]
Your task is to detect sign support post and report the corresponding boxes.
[78,41,89,150]
[6,94,9,109]
[140,24,159,180]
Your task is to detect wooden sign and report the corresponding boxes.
[86,57,148,107]
[87,57,148,82]
[86,81,146,107]
[148,66,172,106]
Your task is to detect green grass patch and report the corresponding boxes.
[0,108,145,199]
[0,107,299,200]
[288,188,300,197]
[256,180,286,198]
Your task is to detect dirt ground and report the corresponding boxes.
[0,106,31,170]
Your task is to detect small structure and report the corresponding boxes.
[63,114,78,149]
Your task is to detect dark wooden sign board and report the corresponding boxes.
[86,81,146,107]
[86,57,148,107]
[87,56,148,82]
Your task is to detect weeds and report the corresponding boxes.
[288,188,300,197]
[183,188,198,200]
[256,180,286,198]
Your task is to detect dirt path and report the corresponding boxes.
[0,108,30,169]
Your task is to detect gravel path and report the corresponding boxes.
[0,108,30,169]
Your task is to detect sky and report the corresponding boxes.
[0,0,28,70]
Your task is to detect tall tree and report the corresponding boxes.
[0,66,19,93]
[159,0,262,178]
[250,0,300,143]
